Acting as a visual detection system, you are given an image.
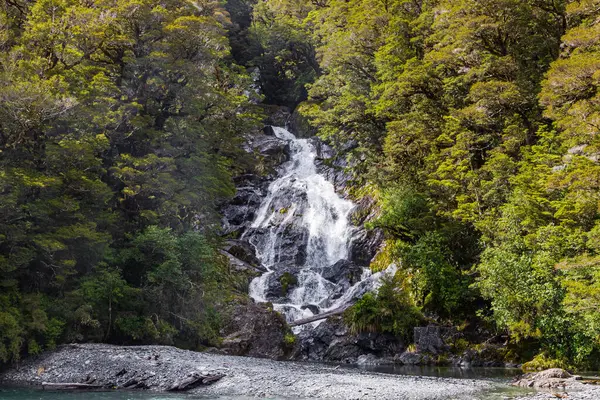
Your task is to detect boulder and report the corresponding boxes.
[263,125,276,136]
[247,224,309,272]
[301,304,320,315]
[221,250,265,275]
[414,325,457,355]
[296,316,404,364]
[223,240,261,268]
[262,271,299,300]
[321,259,363,287]
[357,354,382,366]
[513,368,581,389]
[220,302,294,360]
[349,228,384,267]
[250,134,290,165]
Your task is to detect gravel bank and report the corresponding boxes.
[0,344,496,399]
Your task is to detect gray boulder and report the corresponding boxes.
[321,259,363,287]
[221,250,265,275]
[513,368,582,390]
[223,240,261,268]
[414,325,457,355]
[247,224,309,272]
[349,228,384,267]
[262,271,299,301]
[250,134,290,165]
[296,317,404,364]
[220,302,294,360]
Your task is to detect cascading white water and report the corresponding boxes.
[246,127,386,327]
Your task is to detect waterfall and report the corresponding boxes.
[245,127,384,327]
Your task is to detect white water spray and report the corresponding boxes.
[247,127,387,326]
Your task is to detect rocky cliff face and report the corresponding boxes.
[218,108,386,361]
[217,110,515,368]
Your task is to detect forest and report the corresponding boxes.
[1,0,599,371]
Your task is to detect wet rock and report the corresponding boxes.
[221,204,254,228]
[220,302,293,360]
[247,224,309,272]
[349,228,384,266]
[250,134,290,165]
[357,354,382,366]
[315,156,353,193]
[262,271,300,300]
[309,139,335,160]
[301,304,320,315]
[263,125,276,136]
[321,259,363,287]
[223,240,261,268]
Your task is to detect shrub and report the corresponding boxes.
[345,274,423,341]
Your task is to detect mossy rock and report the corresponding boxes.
[280,272,298,295]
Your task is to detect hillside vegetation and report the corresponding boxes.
[1,0,599,370]
[0,0,261,364]
[241,0,600,369]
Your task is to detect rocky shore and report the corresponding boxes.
[3,344,600,399]
[511,369,600,400]
[1,343,497,399]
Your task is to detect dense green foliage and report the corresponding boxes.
[0,0,261,364]
[250,0,600,369]
[2,0,599,371]
[345,273,423,341]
